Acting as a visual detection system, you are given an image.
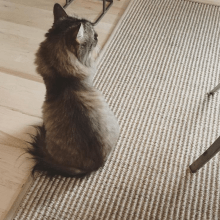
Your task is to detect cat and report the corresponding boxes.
[27,3,119,178]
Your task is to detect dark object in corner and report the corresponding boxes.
[190,83,220,173]
[189,136,220,173]
[207,82,220,95]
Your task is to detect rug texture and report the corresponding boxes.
[5,0,220,219]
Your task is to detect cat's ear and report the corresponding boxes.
[75,23,84,44]
[53,3,68,23]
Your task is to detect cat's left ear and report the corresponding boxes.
[53,3,68,23]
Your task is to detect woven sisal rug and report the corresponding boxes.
[4,0,220,219]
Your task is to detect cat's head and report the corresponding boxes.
[47,4,98,67]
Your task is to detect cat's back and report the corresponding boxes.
[43,74,119,153]
[42,75,91,126]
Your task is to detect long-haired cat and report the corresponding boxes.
[27,3,119,177]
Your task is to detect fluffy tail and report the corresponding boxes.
[27,125,88,178]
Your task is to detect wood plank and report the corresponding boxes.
[0,72,44,219]
[0,107,42,219]
[9,0,60,11]
[0,71,44,117]
[0,1,51,78]
[0,1,53,30]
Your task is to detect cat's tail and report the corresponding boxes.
[26,125,88,178]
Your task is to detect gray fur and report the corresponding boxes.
[28,4,119,177]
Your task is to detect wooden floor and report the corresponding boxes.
[0,0,130,219]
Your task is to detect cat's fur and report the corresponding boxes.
[27,4,119,178]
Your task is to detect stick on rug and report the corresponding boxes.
[5,0,220,219]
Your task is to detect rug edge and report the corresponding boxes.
[96,0,135,65]
[3,176,34,220]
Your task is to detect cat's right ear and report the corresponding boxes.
[53,3,68,23]
[75,23,84,44]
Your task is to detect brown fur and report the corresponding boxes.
[27,4,119,177]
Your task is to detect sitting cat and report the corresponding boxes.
[27,3,119,177]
